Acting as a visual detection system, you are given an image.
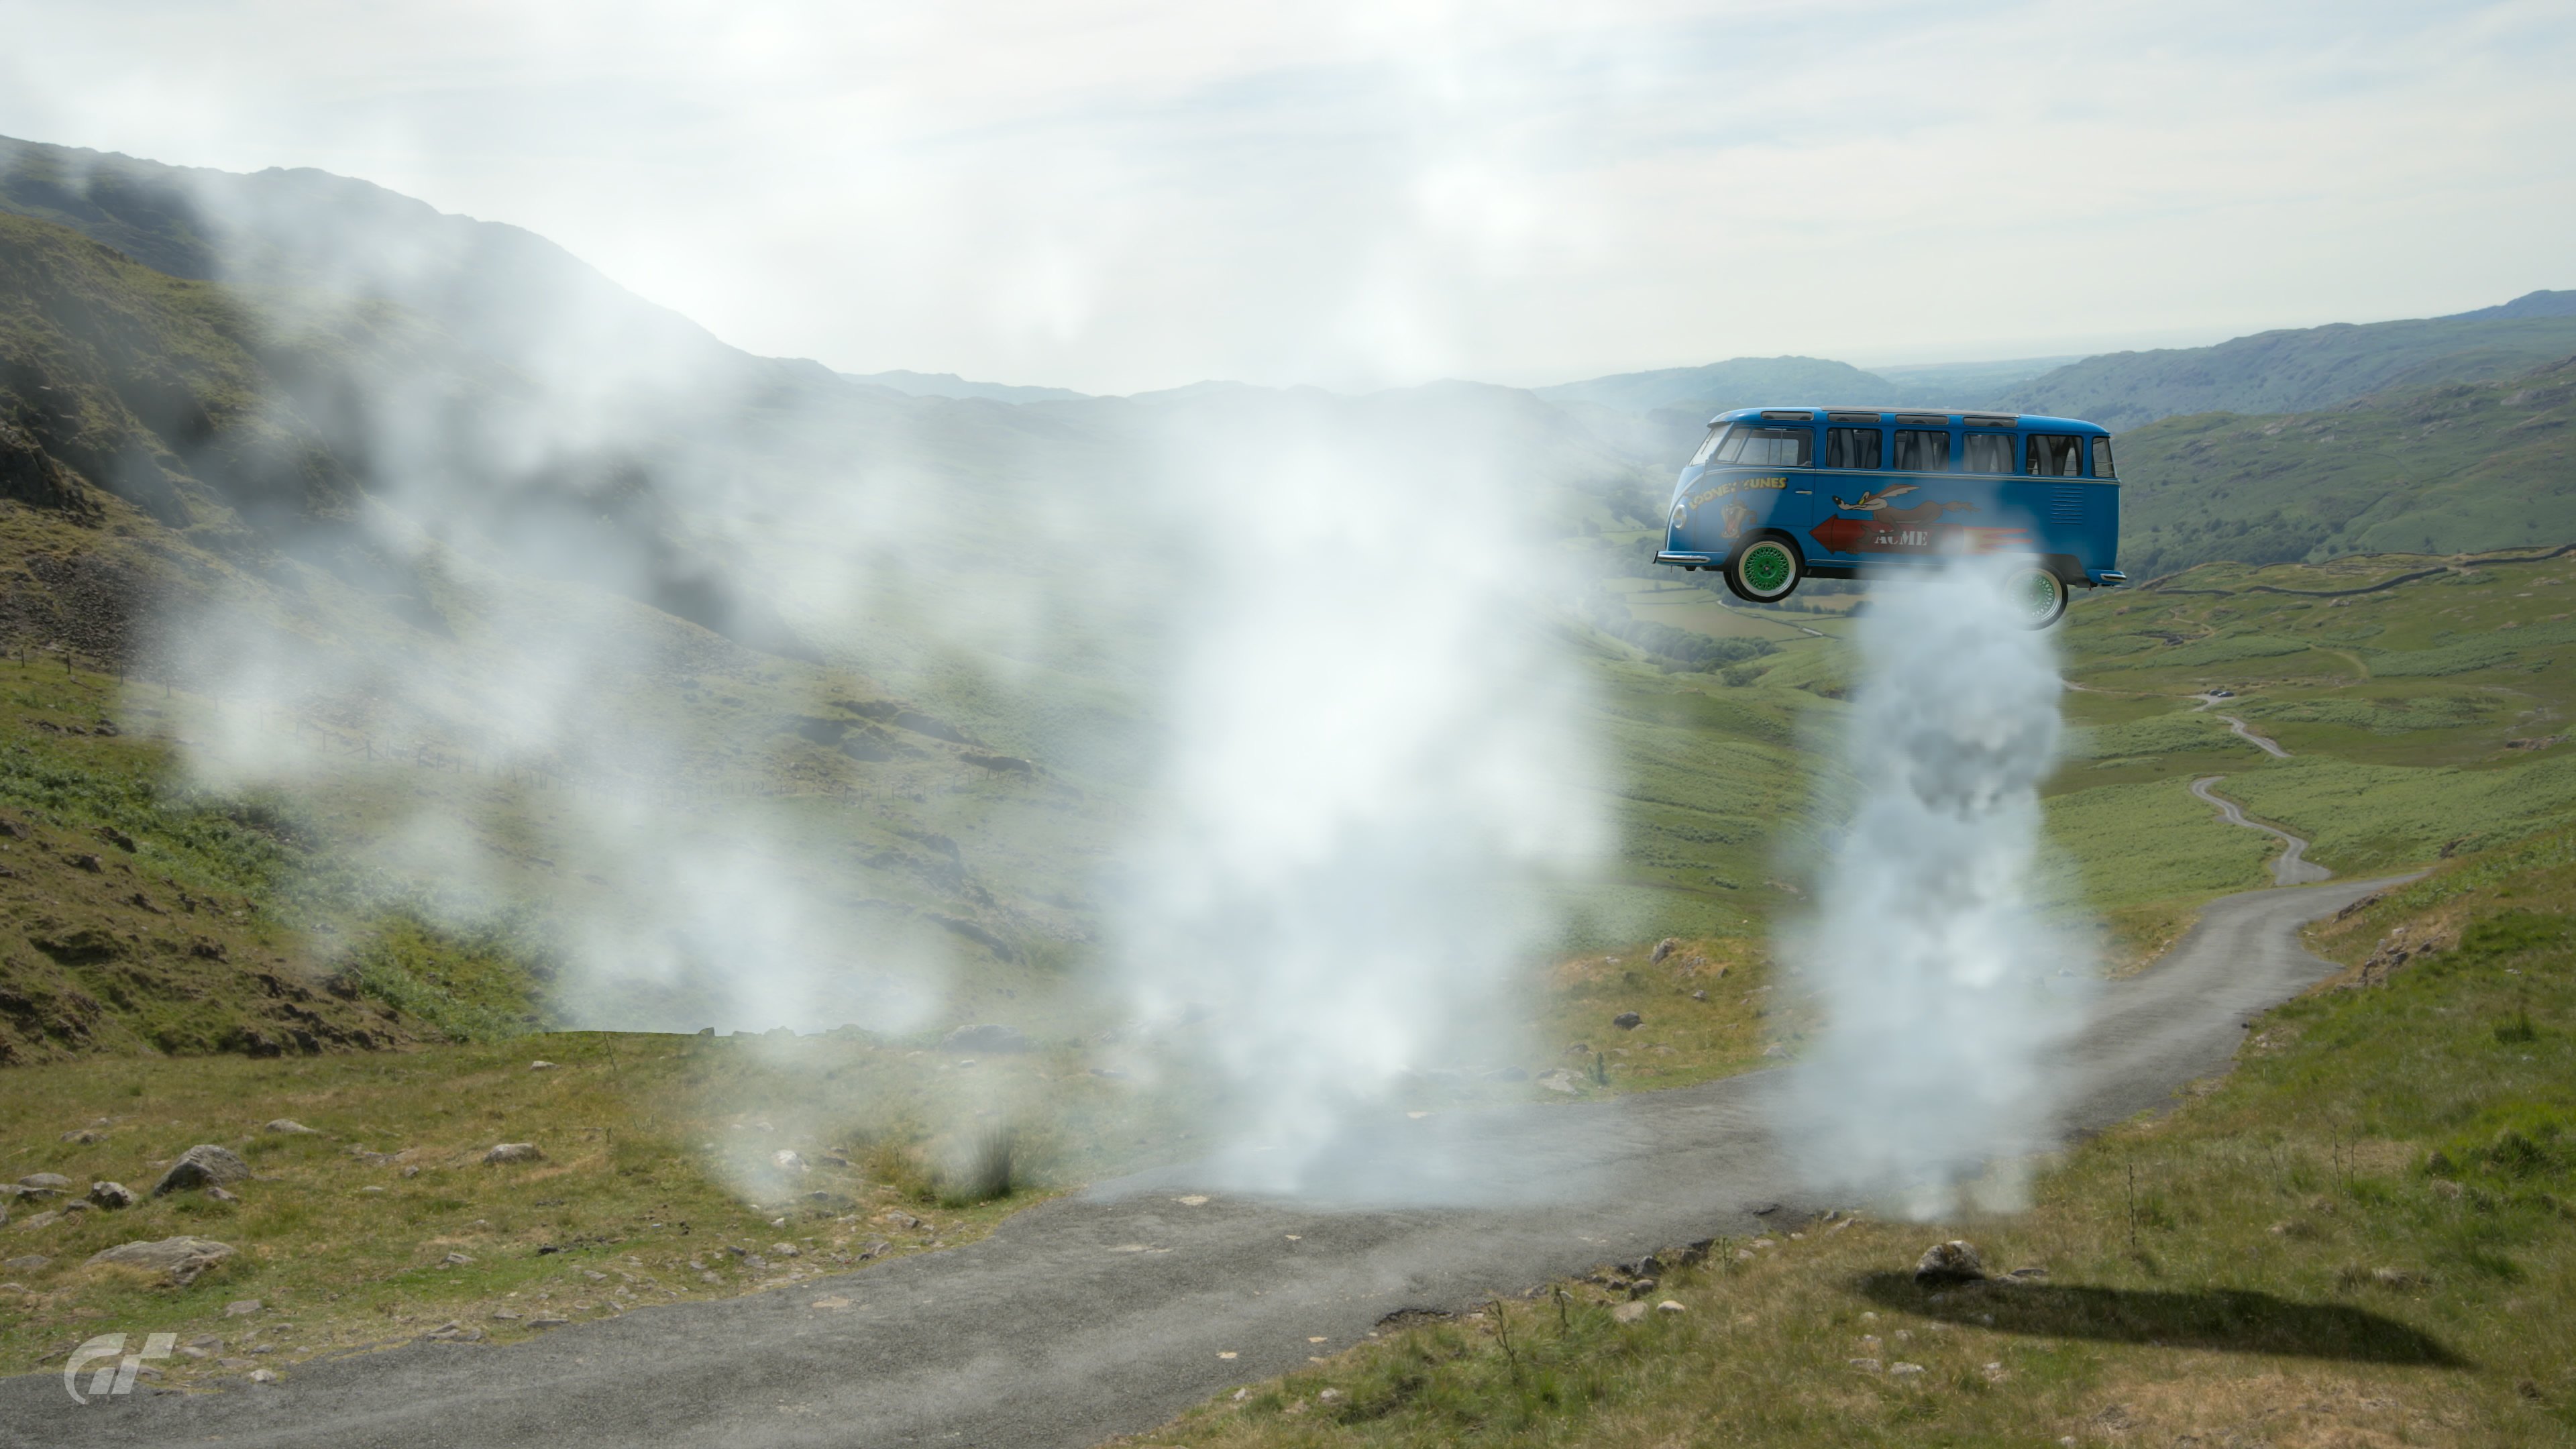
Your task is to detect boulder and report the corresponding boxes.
[152,1145,252,1197]
[941,1023,1032,1055]
[1913,1240,1986,1284]
[1611,1012,1642,1030]
[1651,938,1679,963]
[87,1181,137,1210]
[1611,1301,1648,1324]
[264,1120,318,1135]
[19,1173,70,1191]
[483,1143,543,1165]
[1534,1068,1584,1094]
[87,1236,235,1285]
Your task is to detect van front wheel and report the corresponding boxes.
[1724,535,1803,603]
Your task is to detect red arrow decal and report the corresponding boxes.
[1809,517,1868,554]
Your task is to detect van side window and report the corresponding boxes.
[1962,433,2013,474]
[1690,425,1731,466]
[1823,428,1882,469]
[1890,430,1950,472]
[1717,427,1813,467]
[2091,437,2116,478]
[2026,434,2083,477]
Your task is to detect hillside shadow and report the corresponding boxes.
[1853,1274,2467,1366]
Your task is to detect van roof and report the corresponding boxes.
[1707,407,2110,435]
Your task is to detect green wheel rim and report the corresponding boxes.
[1741,543,1792,594]
[2018,569,2061,619]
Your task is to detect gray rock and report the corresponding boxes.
[225,1299,262,1316]
[483,1142,543,1165]
[4,1254,48,1272]
[17,1210,60,1232]
[87,1181,137,1210]
[1651,938,1679,963]
[60,1129,103,1144]
[18,1173,70,1191]
[206,1185,241,1202]
[443,1252,475,1266]
[771,1149,808,1173]
[1534,1067,1584,1094]
[248,1368,279,1384]
[941,1022,1032,1054]
[264,1119,318,1135]
[529,1061,559,1071]
[1612,1012,1643,1030]
[87,1236,236,1285]
[1611,1301,1648,1324]
[1914,1240,1986,1284]
[152,1145,252,1197]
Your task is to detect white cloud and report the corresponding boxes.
[2,0,2568,390]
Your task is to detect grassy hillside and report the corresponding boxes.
[2110,358,2576,579]
[1126,828,2576,1448]
[2001,311,2576,431]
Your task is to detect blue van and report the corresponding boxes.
[1656,407,2124,626]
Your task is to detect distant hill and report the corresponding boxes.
[2440,289,2576,322]
[1867,355,2083,401]
[2112,356,2576,580]
[0,134,818,410]
[1998,310,2576,431]
[843,369,1089,404]
[1532,355,1911,417]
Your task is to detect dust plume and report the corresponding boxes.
[1774,558,2093,1219]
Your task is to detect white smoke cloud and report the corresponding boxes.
[1774,557,2094,1220]
[1105,398,1609,1195]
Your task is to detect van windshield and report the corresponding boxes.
[1690,425,1731,466]
[1715,426,1813,468]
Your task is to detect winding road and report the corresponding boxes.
[5,874,2404,1449]
[2192,694,2292,759]
[2194,775,2332,885]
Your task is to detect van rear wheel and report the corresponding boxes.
[2007,562,2070,628]
[1724,535,1803,603]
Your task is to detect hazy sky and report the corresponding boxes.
[4,0,2570,393]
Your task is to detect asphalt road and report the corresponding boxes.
[4,873,2408,1448]
[2193,775,2333,885]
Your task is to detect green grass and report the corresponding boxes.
[0,1026,1209,1376]
[1122,831,2576,1448]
